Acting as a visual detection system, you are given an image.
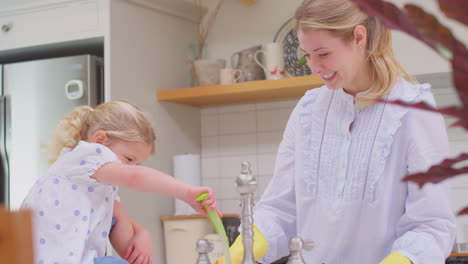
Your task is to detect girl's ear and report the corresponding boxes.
[91,130,108,144]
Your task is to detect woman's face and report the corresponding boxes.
[297,27,368,92]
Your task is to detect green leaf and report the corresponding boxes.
[436,44,453,60]
[298,55,307,68]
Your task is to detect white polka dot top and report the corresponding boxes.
[21,141,121,264]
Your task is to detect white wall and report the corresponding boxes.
[199,0,468,75]
[107,1,201,263]
[200,99,298,215]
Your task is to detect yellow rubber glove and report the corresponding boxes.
[240,0,256,6]
[379,252,413,264]
[213,225,268,264]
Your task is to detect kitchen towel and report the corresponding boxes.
[173,154,201,215]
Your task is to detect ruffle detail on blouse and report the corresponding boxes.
[49,141,120,185]
[365,79,432,202]
[298,86,330,198]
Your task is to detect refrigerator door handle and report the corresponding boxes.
[0,96,10,206]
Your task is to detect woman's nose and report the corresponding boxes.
[307,59,322,75]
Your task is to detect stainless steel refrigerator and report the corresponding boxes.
[0,54,103,209]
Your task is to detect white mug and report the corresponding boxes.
[219,68,243,85]
[254,42,285,80]
[193,59,226,86]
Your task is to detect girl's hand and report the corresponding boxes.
[124,228,153,264]
[184,186,222,217]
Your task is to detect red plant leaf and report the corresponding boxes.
[403,153,468,188]
[404,4,456,52]
[458,206,468,216]
[438,0,468,27]
[379,99,462,117]
[380,99,468,130]
[352,0,468,114]
[352,0,434,48]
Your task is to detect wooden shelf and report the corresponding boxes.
[156,75,324,107]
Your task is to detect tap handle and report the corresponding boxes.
[241,161,252,175]
[288,236,314,252]
[196,238,214,253]
[195,239,213,264]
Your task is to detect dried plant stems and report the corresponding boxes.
[194,0,225,61]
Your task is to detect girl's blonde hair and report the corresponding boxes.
[48,101,156,163]
[294,0,415,106]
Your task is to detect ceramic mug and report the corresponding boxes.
[193,59,226,86]
[254,42,285,80]
[219,68,243,85]
[231,45,266,82]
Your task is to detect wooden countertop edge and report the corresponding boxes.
[450,252,468,257]
[160,214,240,221]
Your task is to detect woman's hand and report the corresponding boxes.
[183,186,222,217]
[124,228,153,264]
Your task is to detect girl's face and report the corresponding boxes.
[91,131,152,165]
[108,139,151,165]
[297,27,369,93]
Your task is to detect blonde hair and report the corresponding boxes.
[294,0,415,106]
[48,101,156,163]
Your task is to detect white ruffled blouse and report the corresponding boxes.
[254,79,456,264]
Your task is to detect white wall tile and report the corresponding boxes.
[202,177,220,195]
[219,178,240,199]
[218,103,256,114]
[257,131,282,154]
[219,134,257,156]
[201,107,219,115]
[450,189,468,243]
[220,199,241,215]
[202,157,220,179]
[201,114,219,137]
[220,155,258,179]
[219,111,256,135]
[452,177,468,189]
[451,188,468,212]
[201,136,219,157]
[257,108,293,132]
[257,154,276,176]
[257,175,273,198]
[256,99,298,110]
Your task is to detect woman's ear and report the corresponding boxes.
[91,130,108,144]
[353,25,367,49]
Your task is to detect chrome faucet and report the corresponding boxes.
[236,161,257,264]
[195,239,213,264]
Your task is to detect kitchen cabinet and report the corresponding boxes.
[161,215,215,264]
[0,0,105,51]
[161,214,240,264]
[157,75,325,107]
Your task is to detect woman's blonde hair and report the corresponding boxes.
[48,101,156,163]
[294,0,415,106]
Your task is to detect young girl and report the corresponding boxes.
[21,101,218,264]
